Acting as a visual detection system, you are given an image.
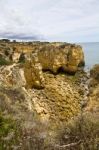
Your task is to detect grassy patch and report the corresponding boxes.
[58,113,99,150]
[0,112,20,150]
[0,57,12,66]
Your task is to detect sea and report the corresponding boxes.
[79,42,99,71]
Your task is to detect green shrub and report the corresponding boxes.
[0,112,21,150]
[0,57,12,66]
[18,53,25,63]
[0,113,14,137]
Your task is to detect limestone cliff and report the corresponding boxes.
[23,42,84,89]
[0,41,85,125]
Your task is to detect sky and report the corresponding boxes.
[0,0,99,42]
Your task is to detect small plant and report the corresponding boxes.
[18,53,25,63]
[0,113,14,137]
[0,112,21,150]
[58,113,99,150]
[0,57,12,66]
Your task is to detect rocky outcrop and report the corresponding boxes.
[24,43,84,89]
[0,41,85,90]
[24,52,45,89]
[85,65,99,113]
[90,64,99,84]
[37,43,84,73]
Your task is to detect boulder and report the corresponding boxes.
[65,45,85,73]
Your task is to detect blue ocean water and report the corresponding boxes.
[79,42,99,70]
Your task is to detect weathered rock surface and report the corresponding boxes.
[24,52,45,89]
[23,42,84,89]
[0,41,85,89]
[37,43,84,73]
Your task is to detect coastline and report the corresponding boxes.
[0,40,99,149]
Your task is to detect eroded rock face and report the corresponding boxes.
[24,43,84,89]
[38,43,84,73]
[24,52,45,89]
[65,45,85,73]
